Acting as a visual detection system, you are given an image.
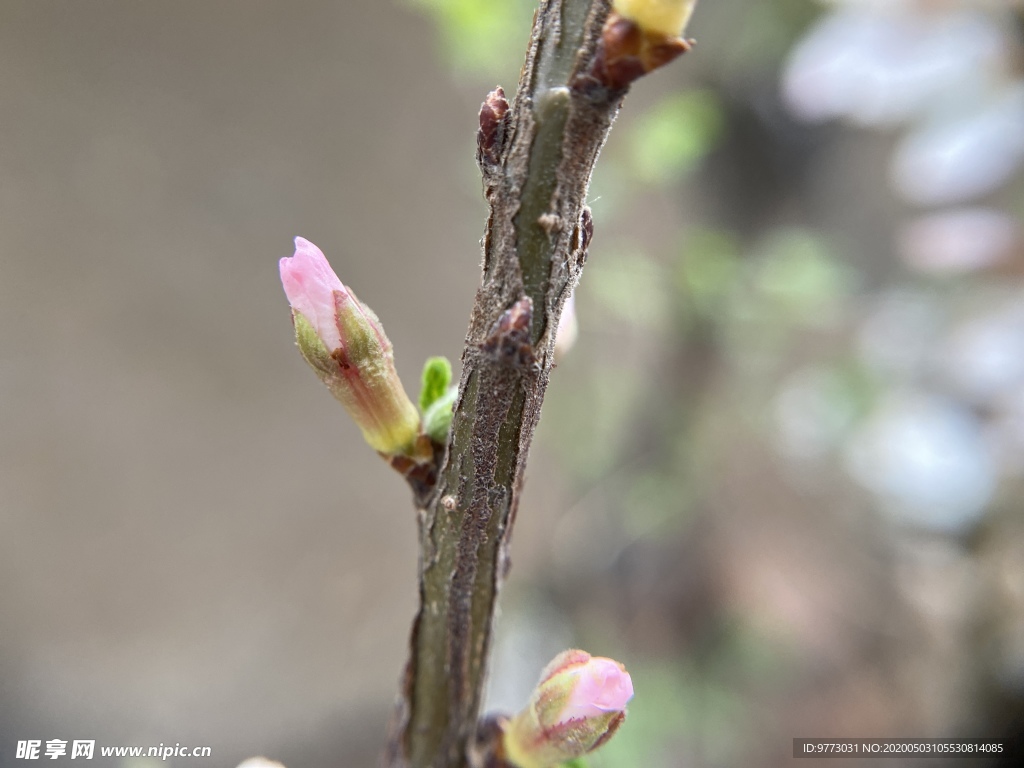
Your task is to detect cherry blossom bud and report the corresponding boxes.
[279,237,421,457]
[503,649,634,768]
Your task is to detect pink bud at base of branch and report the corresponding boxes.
[503,650,633,768]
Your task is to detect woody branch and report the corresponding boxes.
[382,1,696,767]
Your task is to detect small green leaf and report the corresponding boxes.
[423,387,457,443]
[419,356,452,411]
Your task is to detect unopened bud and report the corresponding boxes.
[503,649,634,768]
[613,0,697,38]
[478,86,510,170]
[579,1,696,92]
[279,237,421,457]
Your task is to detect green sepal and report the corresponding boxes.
[292,308,421,457]
[419,356,452,411]
[423,387,457,444]
[293,311,335,376]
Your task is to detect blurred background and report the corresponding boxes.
[2,0,1024,766]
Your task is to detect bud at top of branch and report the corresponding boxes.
[503,649,634,768]
[279,237,347,351]
[576,0,695,93]
[613,0,697,38]
[279,237,421,457]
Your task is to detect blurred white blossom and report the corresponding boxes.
[845,392,995,533]
[783,7,1004,127]
[774,366,858,461]
[783,1,1023,205]
[892,85,1024,205]
[942,299,1024,402]
[236,759,286,768]
[857,291,943,376]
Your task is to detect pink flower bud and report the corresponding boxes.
[279,237,421,457]
[279,237,346,352]
[557,654,634,720]
[504,650,634,768]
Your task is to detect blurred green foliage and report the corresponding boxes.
[402,0,534,81]
[628,91,725,185]
[748,229,850,326]
[676,229,741,318]
[593,620,797,768]
[553,225,853,485]
[587,249,671,330]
